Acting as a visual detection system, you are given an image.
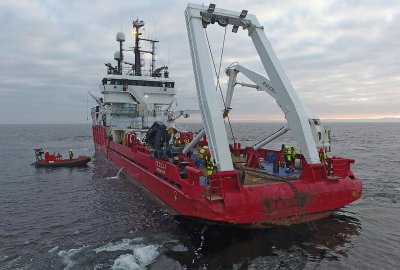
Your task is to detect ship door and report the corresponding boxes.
[122,80,128,91]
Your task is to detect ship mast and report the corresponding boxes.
[132,18,160,76]
[133,18,144,76]
[116,32,125,75]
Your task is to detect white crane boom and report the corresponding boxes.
[185,5,234,171]
[185,3,322,164]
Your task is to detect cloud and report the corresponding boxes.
[0,0,399,124]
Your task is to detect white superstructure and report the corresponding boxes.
[90,19,188,142]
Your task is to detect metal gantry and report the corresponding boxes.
[186,3,326,166]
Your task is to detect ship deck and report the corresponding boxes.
[243,161,300,185]
[190,150,302,185]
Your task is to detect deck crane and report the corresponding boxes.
[225,64,331,152]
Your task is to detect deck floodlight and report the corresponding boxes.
[239,10,248,18]
[208,3,215,13]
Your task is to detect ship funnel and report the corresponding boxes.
[116,32,125,42]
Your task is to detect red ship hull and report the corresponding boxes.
[93,125,362,227]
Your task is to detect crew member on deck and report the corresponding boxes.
[280,144,286,167]
[319,147,327,164]
[290,145,296,171]
[69,149,74,160]
[319,147,332,175]
[184,137,190,146]
[205,156,214,177]
[284,145,292,172]
[173,135,181,147]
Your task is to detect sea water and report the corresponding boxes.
[0,122,399,269]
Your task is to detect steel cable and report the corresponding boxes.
[204,27,236,144]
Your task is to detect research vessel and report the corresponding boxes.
[90,4,362,228]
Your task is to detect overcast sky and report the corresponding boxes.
[0,0,399,124]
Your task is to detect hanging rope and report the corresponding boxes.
[204,27,236,144]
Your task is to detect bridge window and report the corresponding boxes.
[125,80,171,87]
[110,79,121,85]
[128,80,138,86]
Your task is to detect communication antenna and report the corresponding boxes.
[86,91,89,121]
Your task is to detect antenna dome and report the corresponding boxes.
[114,51,122,60]
[116,32,125,42]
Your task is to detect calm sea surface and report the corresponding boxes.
[0,122,399,270]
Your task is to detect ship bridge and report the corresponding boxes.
[90,18,181,131]
[101,75,176,105]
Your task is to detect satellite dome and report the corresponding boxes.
[114,51,122,60]
[116,32,125,42]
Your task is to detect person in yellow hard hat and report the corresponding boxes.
[205,155,214,177]
[167,127,176,145]
[173,135,181,147]
[184,137,190,146]
[319,147,328,166]
[284,145,292,172]
[69,149,74,160]
[318,147,331,175]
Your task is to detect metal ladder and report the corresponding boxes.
[206,177,224,201]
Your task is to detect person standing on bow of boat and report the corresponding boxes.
[35,148,44,160]
[69,149,74,160]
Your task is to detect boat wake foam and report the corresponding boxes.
[58,245,89,270]
[105,167,125,180]
[48,245,59,253]
[54,238,160,269]
[94,238,160,270]
[94,238,144,253]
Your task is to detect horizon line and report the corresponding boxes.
[1,118,400,125]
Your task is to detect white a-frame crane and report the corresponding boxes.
[185,3,328,170]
